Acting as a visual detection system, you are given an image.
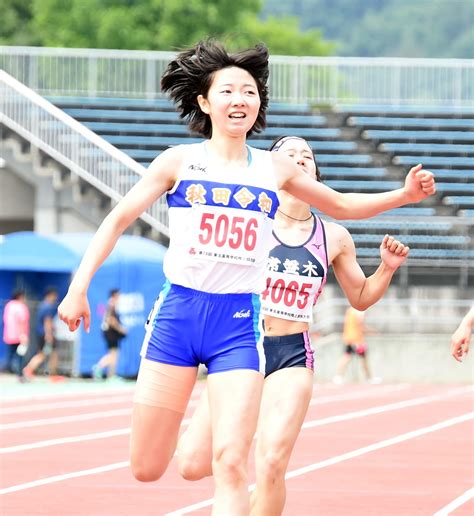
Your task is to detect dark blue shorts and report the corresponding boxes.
[141,283,264,375]
[263,331,314,378]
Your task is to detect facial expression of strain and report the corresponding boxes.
[278,139,316,180]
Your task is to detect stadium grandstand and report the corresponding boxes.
[0,47,472,381]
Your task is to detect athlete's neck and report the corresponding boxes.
[276,195,312,224]
[205,137,249,167]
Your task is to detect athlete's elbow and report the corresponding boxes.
[350,298,370,311]
[326,196,349,220]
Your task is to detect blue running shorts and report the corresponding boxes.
[141,283,265,375]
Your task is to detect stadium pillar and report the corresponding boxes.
[34,177,59,234]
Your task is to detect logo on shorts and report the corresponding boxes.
[233,309,251,319]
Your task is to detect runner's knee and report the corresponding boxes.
[178,451,212,481]
[130,454,169,482]
[212,446,247,486]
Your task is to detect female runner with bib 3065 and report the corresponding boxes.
[58,40,435,516]
[178,136,411,516]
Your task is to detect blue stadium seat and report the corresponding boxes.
[442,196,474,207]
[352,234,469,245]
[378,207,436,217]
[256,127,341,139]
[325,180,402,191]
[64,108,182,122]
[51,96,311,114]
[363,130,474,143]
[319,167,387,178]
[337,104,474,115]
[436,183,474,193]
[428,169,473,181]
[49,96,174,109]
[393,156,474,167]
[356,248,474,259]
[340,220,452,231]
[266,114,326,126]
[65,109,327,126]
[459,209,474,217]
[380,143,474,155]
[83,122,189,135]
[81,122,341,139]
[348,117,474,129]
[313,154,373,165]
[101,135,355,152]
[267,102,312,114]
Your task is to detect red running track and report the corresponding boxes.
[1,381,473,515]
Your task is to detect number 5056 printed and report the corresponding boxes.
[193,207,265,265]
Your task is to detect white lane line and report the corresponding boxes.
[0,386,474,455]
[165,412,474,515]
[0,395,133,415]
[0,408,132,431]
[303,385,474,430]
[433,487,474,515]
[0,461,130,495]
[1,382,205,414]
[1,428,131,454]
[1,384,410,430]
[0,418,190,454]
[2,386,471,454]
[0,386,135,404]
[309,384,411,406]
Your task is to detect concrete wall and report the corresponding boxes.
[0,150,101,235]
[313,333,473,384]
[0,168,34,232]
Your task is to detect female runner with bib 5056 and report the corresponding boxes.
[178,136,412,515]
[58,41,435,515]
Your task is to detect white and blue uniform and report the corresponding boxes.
[142,142,279,374]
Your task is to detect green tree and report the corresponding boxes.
[0,0,333,56]
[0,0,39,45]
[228,14,333,56]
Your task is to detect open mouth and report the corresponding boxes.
[229,112,246,119]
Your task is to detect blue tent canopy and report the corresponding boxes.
[0,232,167,377]
[0,232,166,271]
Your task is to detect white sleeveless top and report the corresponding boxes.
[163,142,280,294]
[260,215,329,323]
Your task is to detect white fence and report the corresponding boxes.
[0,70,169,236]
[310,293,473,337]
[1,46,473,106]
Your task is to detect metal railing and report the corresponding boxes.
[1,46,473,106]
[0,70,169,236]
[310,296,474,337]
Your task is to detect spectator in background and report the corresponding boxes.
[333,306,381,384]
[2,289,30,382]
[23,287,61,381]
[93,289,127,380]
[451,306,473,362]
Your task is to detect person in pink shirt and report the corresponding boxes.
[3,289,30,381]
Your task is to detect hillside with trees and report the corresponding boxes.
[262,0,473,58]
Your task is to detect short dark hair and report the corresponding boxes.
[109,289,120,298]
[161,40,269,138]
[12,289,25,300]
[44,287,58,297]
[269,136,322,182]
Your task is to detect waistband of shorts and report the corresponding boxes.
[263,331,309,346]
[170,283,256,303]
